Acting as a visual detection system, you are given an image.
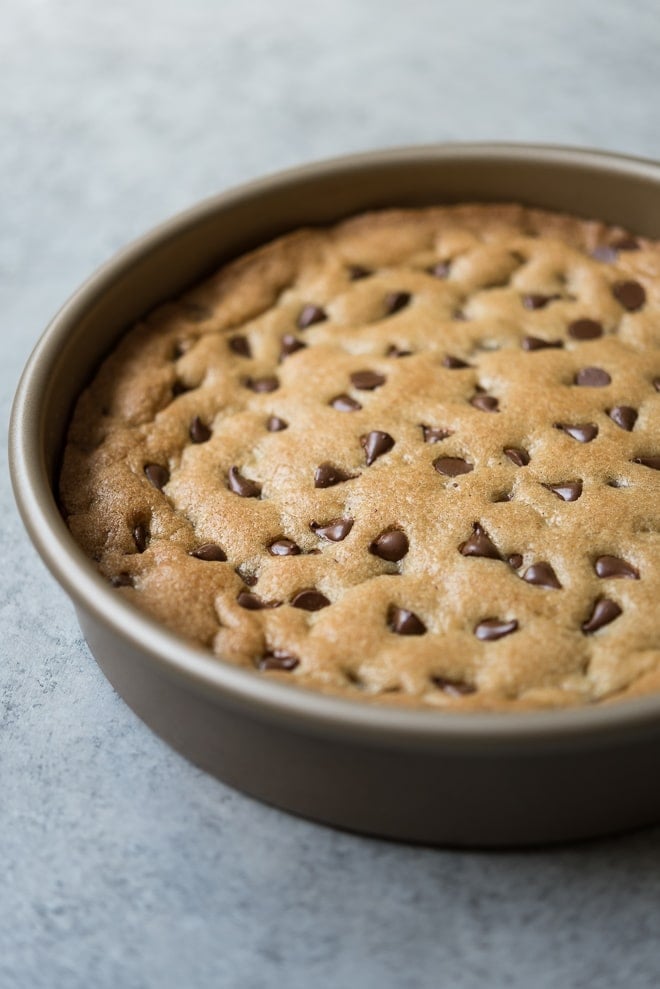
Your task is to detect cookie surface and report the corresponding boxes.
[60,204,660,710]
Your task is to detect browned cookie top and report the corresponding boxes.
[60,204,660,710]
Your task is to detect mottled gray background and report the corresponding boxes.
[3,2,660,987]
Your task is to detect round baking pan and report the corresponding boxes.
[10,143,660,846]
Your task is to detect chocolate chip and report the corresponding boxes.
[470,394,499,413]
[433,457,474,476]
[493,492,513,503]
[594,555,639,579]
[522,562,561,589]
[144,463,169,490]
[429,261,451,278]
[430,675,476,696]
[369,529,409,562]
[266,415,288,432]
[474,618,518,641]
[442,355,471,369]
[522,336,563,351]
[361,430,394,466]
[387,605,426,635]
[555,423,599,443]
[257,650,299,672]
[229,335,251,357]
[237,591,280,610]
[581,598,622,634]
[291,589,330,611]
[235,566,258,586]
[386,344,412,358]
[508,554,523,569]
[568,318,603,340]
[110,572,134,588]
[543,480,583,502]
[632,456,660,470]
[592,245,618,263]
[228,466,261,498]
[171,379,192,398]
[522,293,559,310]
[384,291,411,315]
[191,543,227,561]
[612,234,640,250]
[612,280,646,312]
[350,370,386,390]
[422,425,452,443]
[330,393,362,412]
[459,524,501,560]
[189,416,211,443]
[132,522,149,553]
[575,367,611,387]
[245,375,279,393]
[280,334,306,359]
[314,463,358,488]
[310,518,354,541]
[268,538,301,556]
[653,378,660,392]
[504,447,530,467]
[297,304,327,329]
[349,264,372,280]
[608,406,638,431]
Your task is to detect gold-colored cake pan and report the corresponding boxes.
[10,143,660,846]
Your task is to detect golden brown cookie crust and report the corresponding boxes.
[60,204,660,711]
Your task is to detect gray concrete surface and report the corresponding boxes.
[2,1,660,986]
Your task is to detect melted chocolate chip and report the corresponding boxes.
[581,598,622,633]
[228,466,261,498]
[291,589,330,611]
[470,394,499,413]
[612,280,646,312]
[245,375,279,393]
[575,367,611,387]
[442,355,471,369]
[268,538,301,556]
[429,261,451,278]
[369,529,409,562]
[229,335,251,357]
[144,463,169,490]
[422,425,452,443]
[350,370,386,390]
[431,675,476,697]
[522,336,563,351]
[388,605,426,635]
[237,591,280,610]
[257,650,299,672]
[594,555,639,579]
[314,463,358,488]
[504,447,530,467]
[568,318,603,340]
[433,457,474,476]
[133,522,149,553]
[608,406,638,431]
[632,456,660,470]
[189,416,211,443]
[508,554,523,569]
[191,543,227,562]
[555,423,599,443]
[612,234,640,250]
[348,265,371,280]
[386,344,412,357]
[459,524,501,560]
[266,415,288,432]
[543,480,583,502]
[361,430,394,466]
[384,291,411,315]
[297,304,327,328]
[474,618,518,641]
[522,562,561,589]
[522,293,560,310]
[330,393,362,412]
[171,379,192,398]
[110,572,134,588]
[310,518,354,541]
[280,334,306,358]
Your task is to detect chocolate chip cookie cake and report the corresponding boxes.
[60,204,660,710]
